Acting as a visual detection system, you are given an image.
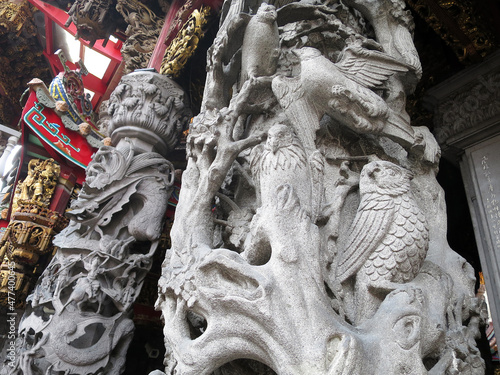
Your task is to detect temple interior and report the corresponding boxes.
[1,0,500,374]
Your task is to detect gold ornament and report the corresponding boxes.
[160,6,211,78]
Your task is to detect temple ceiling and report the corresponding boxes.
[0,0,52,126]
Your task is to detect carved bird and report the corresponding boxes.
[342,0,422,86]
[250,123,311,212]
[240,3,280,86]
[335,161,429,324]
[272,46,409,153]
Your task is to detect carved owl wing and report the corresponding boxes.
[335,195,395,283]
[336,46,409,89]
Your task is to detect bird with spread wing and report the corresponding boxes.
[272,45,410,154]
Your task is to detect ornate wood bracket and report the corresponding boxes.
[116,0,165,74]
[0,159,68,308]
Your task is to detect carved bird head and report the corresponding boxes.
[266,124,295,154]
[256,3,277,23]
[293,47,323,62]
[359,161,413,196]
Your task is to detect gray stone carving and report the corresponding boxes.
[335,160,429,325]
[155,0,485,374]
[9,71,191,375]
[0,135,21,216]
[432,70,500,145]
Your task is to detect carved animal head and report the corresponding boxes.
[357,288,427,374]
[293,47,322,62]
[265,124,295,153]
[256,3,277,23]
[85,138,134,189]
[359,161,413,196]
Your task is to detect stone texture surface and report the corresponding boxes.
[154,0,485,374]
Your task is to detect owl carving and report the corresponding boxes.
[250,124,311,212]
[335,161,429,324]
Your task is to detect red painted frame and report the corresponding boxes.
[29,0,124,109]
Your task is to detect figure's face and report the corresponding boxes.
[86,147,118,189]
[266,124,293,153]
[257,3,277,23]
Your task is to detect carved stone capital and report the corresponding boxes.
[108,70,192,156]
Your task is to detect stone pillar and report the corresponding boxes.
[9,70,191,375]
[0,135,21,218]
[0,135,20,178]
[154,1,484,374]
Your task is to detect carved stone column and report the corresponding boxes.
[10,70,191,375]
[0,134,21,217]
[155,1,485,374]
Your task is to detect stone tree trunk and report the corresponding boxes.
[155,0,486,374]
[8,70,191,375]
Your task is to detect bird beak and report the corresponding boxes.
[364,163,374,177]
[269,139,279,153]
[365,162,380,177]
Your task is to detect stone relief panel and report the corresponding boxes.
[433,70,500,145]
[155,0,485,374]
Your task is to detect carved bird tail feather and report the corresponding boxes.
[394,24,422,82]
[272,75,320,154]
[384,109,415,149]
[308,150,325,223]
